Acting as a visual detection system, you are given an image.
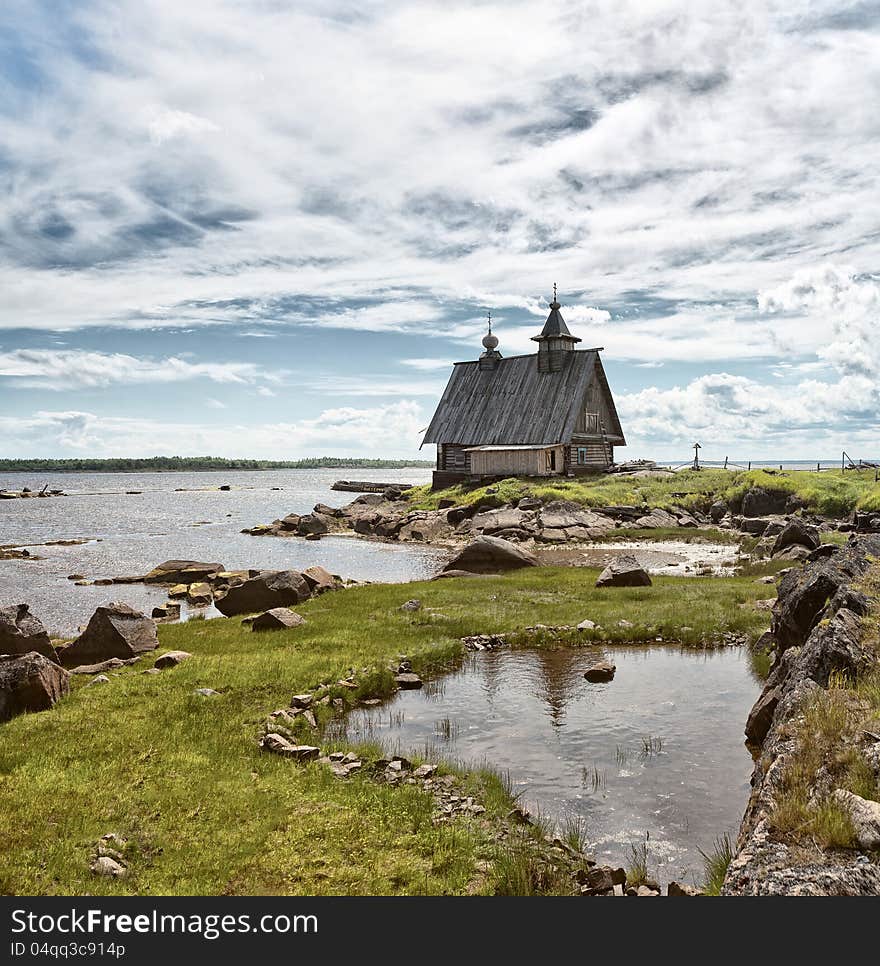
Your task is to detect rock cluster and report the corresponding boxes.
[725,533,880,895]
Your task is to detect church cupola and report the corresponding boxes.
[478,311,502,371]
[532,284,580,372]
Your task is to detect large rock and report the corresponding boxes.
[302,566,337,594]
[251,608,306,632]
[471,507,536,535]
[143,560,225,585]
[832,790,880,851]
[60,603,158,667]
[441,536,539,574]
[595,555,652,588]
[539,500,615,533]
[584,660,616,682]
[214,570,312,616]
[772,518,821,555]
[741,487,789,517]
[0,604,56,661]
[0,652,70,722]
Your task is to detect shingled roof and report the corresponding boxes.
[422,349,623,446]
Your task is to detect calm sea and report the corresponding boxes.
[0,468,439,635]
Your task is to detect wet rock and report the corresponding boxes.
[595,555,652,588]
[60,603,158,667]
[154,650,192,669]
[152,602,181,621]
[773,519,821,555]
[0,652,70,721]
[214,570,312,616]
[296,513,330,537]
[0,604,56,661]
[144,560,225,584]
[67,573,86,581]
[395,672,423,689]
[168,584,188,599]
[584,660,616,682]
[251,608,306,632]
[187,582,213,605]
[442,535,539,574]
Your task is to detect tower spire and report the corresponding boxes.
[479,308,501,370]
[532,283,580,372]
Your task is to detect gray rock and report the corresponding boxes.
[442,535,539,574]
[302,566,337,594]
[773,519,821,555]
[90,855,128,878]
[741,487,789,517]
[399,599,422,612]
[60,603,158,668]
[595,555,652,588]
[577,619,597,631]
[832,790,880,850]
[215,570,312,616]
[251,608,306,632]
[259,733,320,760]
[154,650,192,669]
[85,674,110,687]
[0,604,56,661]
[195,688,220,696]
[0,652,70,722]
[69,657,139,675]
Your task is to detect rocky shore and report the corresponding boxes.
[723,533,880,895]
[241,483,877,553]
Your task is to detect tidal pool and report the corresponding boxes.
[334,645,760,885]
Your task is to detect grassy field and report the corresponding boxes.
[0,568,774,896]
[409,468,880,517]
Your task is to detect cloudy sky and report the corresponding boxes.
[1,0,879,461]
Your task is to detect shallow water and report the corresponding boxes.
[334,645,759,884]
[0,468,439,634]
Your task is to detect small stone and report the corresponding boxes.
[577,619,597,631]
[395,672,423,689]
[584,660,616,682]
[168,584,188,598]
[290,693,313,709]
[85,674,110,687]
[194,688,219,696]
[154,650,192,669]
[90,856,127,878]
[142,667,161,675]
[399,599,422,612]
[636,885,660,896]
[413,764,437,779]
[302,709,317,728]
[667,881,700,896]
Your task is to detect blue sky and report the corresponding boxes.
[1,0,879,461]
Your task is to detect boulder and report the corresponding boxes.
[584,660,616,682]
[0,652,70,722]
[399,599,422,612]
[296,513,330,536]
[442,535,539,574]
[60,604,158,667]
[214,570,312,616]
[302,566,337,594]
[259,733,320,760]
[251,608,306,632]
[772,544,812,561]
[143,560,225,584]
[595,555,652,588]
[0,604,56,661]
[741,487,789,517]
[70,657,138,675]
[154,650,192,669]
[540,500,615,532]
[832,790,880,851]
[773,519,821,555]
[395,672,423,689]
[187,582,212,605]
[168,584,188,599]
[709,500,728,523]
[471,507,536,535]
[151,602,181,621]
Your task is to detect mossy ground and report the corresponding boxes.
[409,468,880,518]
[0,568,774,895]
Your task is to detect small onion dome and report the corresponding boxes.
[482,332,499,350]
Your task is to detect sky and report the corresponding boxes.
[1,0,879,462]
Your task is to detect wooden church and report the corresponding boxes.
[422,289,625,488]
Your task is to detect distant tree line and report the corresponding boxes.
[0,456,434,472]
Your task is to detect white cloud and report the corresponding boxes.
[400,358,455,371]
[0,349,269,389]
[146,107,220,145]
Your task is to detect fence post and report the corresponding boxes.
[748,461,751,471]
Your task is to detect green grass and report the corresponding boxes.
[409,468,880,518]
[699,834,734,895]
[0,568,774,895]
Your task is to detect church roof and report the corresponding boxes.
[532,299,580,342]
[422,349,624,446]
